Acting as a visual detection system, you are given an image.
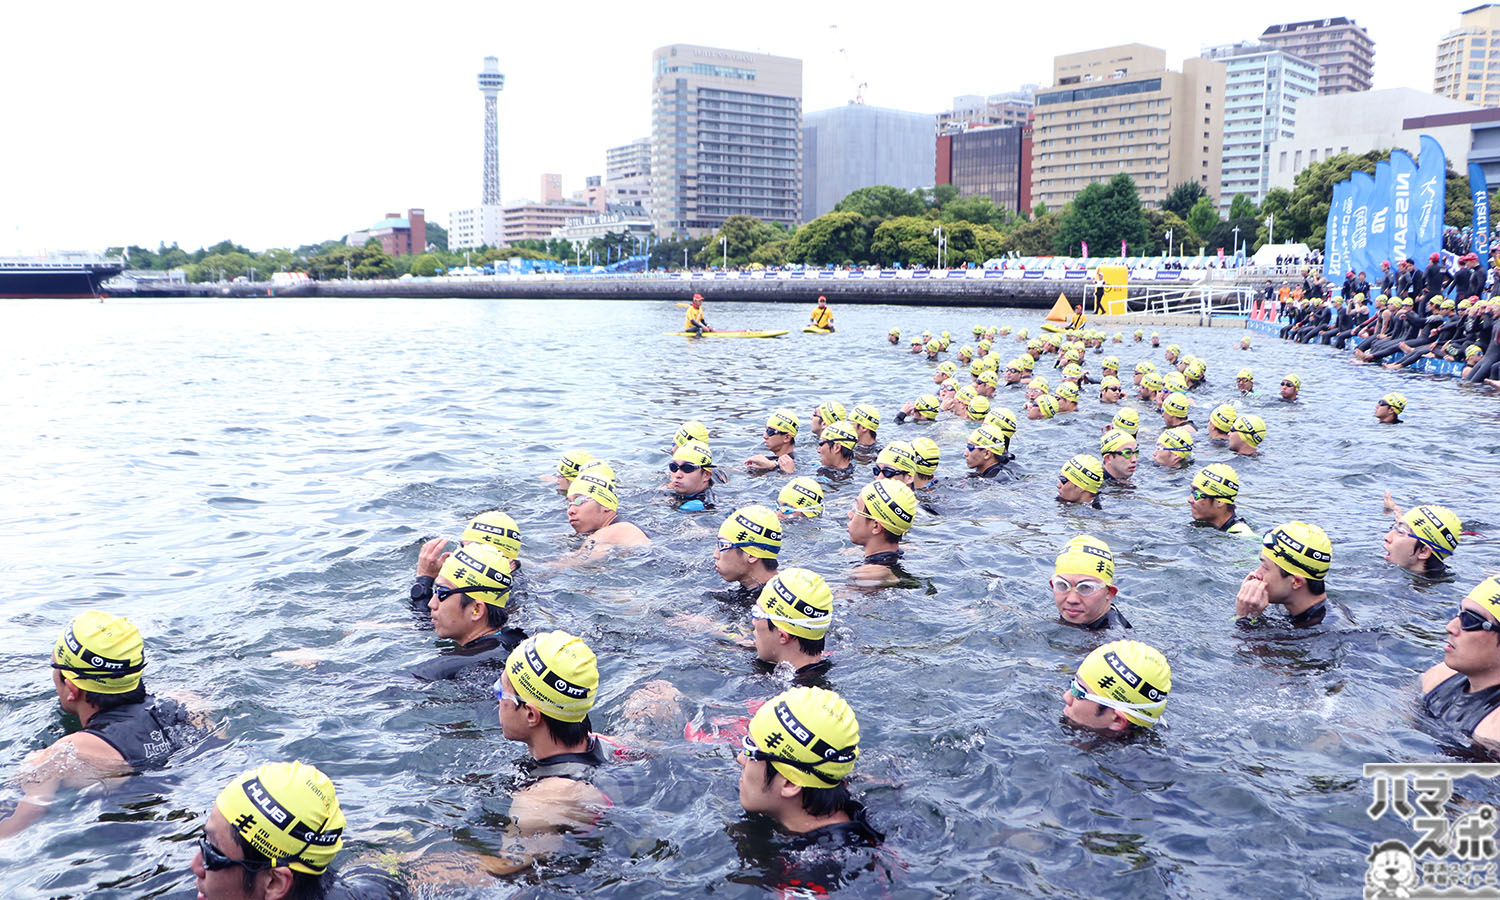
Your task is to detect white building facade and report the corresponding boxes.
[449,205,504,250]
[1203,43,1317,212]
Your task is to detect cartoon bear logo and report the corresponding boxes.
[1365,840,1419,899]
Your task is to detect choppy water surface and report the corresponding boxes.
[2,296,1498,899]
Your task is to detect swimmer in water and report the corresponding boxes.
[1206,404,1238,442]
[668,440,717,510]
[715,505,784,600]
[411,509,523,605]
[1105,408,1140,440]
[1054,382,1080,413]
[1153,427,1194,469]
[746,409,799,474]
[1227,414,1265,457]
[1374,393,1405,424]
[777,477,824,520]
[1057,455,1104,507]
[1063,640,1171,734]
[1382,494,1462,577]
[409,541,527,681]
[847,480,917,586]
[1235,369,1255,396]
[964,423,1016,481]
[543,449,595,491]
[872,440,921,488]
[1279,373,1301,402]
[816,422,858,480]
[909,436,941,490]
[192,762,409,900]
[1189,463,1256,536]
[848,404,881,453]
[563,466,649,560]
[1234,521,1331,628]
[751,568,834,681]
[1099,430,1138,485]
[1134,360,1156,387]
[887,327,900,345]
[1420,576,1500,745]
[1098,376,1124,404]
[1024,394,1058,420]
[894,393,940,424]
[1052,536,1131,629]
[810,401,846,437]
[0,612,207,839]
[1160,392,1196,433]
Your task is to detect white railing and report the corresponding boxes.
[1130,284,1255,320]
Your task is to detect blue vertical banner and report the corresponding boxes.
[1348,169,1375,277]
[1413,134,1447,262]
[1389,149,1419,264]
[1337,178,1356,277]
[1369,160,1393,270]
[1470,161,1491,256]
[1324,180,1349,280]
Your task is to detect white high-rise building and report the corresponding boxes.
[1203,42,1318,212]
[452,56,507,250]
[606,138,651,215]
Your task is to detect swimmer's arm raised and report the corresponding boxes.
[0,733,124,839]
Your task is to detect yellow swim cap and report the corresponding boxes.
[1467,344,1483,360]
[438,542,514,607]
[1465,575,1500,620]
[557,449,594,479]
[505,631,599,723]
[1055,382,1080,402]
[858,480,917,536]
[1017,328,1029,338]
[745,686,860,788]
[958,345,974,359]
[966,395,991,421]
[925,340,941,352]
[1142,373,1165,391]
[1060,454,1104,494]
[1403,505,1462,558]
[1186,359,1206,379]
[1055,534,1114,583]
[777,477,824,518]
[462,510,521,560]
[1100,429,1136,456]
[53,611,145,694]
[816,401,847,424]
[673,439,713,468]
[1033,395,1059,418]
[1262,521,1332,580]
[911,437,941,476]
[876,441,920,476]
[1018,355,1036,372]
[1101,356,1120,371]
[1101,375,1122,390]
[674,421,709,448]
[977,369,999,387]
[1074,640,1171,728]
[1236,368,1253,381]
[1062,364,1083,380]
[968,423,1009,454]
[820,422,858,450]
[984,407,1018,437]
[1162,392,1191,418]
[1283,373,1302,389]
[889,327,900,336]
[567,469,618,512]
[1029,376,1050,395]
[578,458,617,483]
[1209,404,1238,434]
[849,404,881,433]
[913,394,940,417]
[1380,393,1407,416]
[978,339,993,351]
[766,409,799,437]
[718,505,783,559]
[1192,463,1240,501]
[1135,361,1157,375]
[214,762,346,874]
[938,361,959,377]
[756,568,834,640]
[1111,408,1140,435]
[955,384,978,406]
[1166,343,1181,355]
[1231,414,1266,448]
[1157,426,1195,458]
[1164,372,1189,393]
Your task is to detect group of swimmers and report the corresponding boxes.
[6,296,1494,898]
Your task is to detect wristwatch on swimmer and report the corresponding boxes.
[411,575,435,603]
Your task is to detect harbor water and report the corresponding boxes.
[1,296,1498,898]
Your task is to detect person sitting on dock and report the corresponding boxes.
[810,296,834,331]
[683,294,713,336]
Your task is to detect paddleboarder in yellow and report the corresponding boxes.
[684,294,713,336]
[810,296,834,332]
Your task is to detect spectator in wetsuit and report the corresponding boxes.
[193,761,409,900]
[1189,463,1255,535]
[1420,576,1500,746]
[1382,495,1462,577]
[408,541,525,681]
[1463,298,1500,383]
[1063,640,1171,734]
[1378,260,1395,298]
[714,505,784,603]
[750,568,834,683]
[1385,299,1462,368]
[1424,252,1448,301]
[1052,535,1131,629]
[735,687,881,894]
[0,612,206,839]
[1234,521,1332,628]
[963,422,1016,482]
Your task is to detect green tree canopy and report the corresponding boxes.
[785,211,870,266]
[1054,174,1150,256]
[1000,212,1062,256]
[1143,209,1195,256]
[1185,196,1220,245]
[1162,182,1207,220]
[694,215,785,268]
[833,185,926,219]
[1228,193,1257,220]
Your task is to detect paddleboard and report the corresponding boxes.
[1040,322,1066,333]
[665,330,790,338]
[803,326,832,334]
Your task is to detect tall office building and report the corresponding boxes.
[650,44,802,237]
[1259,17,1373,95]
[1435,4,1500,105]
[1030,44,1225,210]
[935,125,1032,214]
[802,104,935,220]
[451,56,506,250]
[1202,42,1318,212]
[606,138,652,214]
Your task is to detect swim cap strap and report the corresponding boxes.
[55,627,145,679]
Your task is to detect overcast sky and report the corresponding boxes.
[0,1,1470,254]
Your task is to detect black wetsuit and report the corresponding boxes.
[1075,607,1132,630]
[323,867,412,900]
[771,801,885,894]
[674,488,715,512]
[1238,599,1328,629]
[974,455,1018,482]
[407,628,528,681]
[1466,316,1500,382]
[532,736,612,783]
[1218,515,1256,536]
[862,551,902,568]
[1423,672,1500,737]
[83,695,201,770]
[817,463,855,482]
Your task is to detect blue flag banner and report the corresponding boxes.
[1370,160,1393,272]
[1413,134,1447,262]
[1471,161,1490,256]
[1389,149,1419,264]
[1337,178,1356,278]
[1348,170,1375,278]
[1323,179,1347,280]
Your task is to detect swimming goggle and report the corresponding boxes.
[1067,677,1164,725]
[739,734,845,784]
[716,537,778,555]
[872,465,904,479]
[1389,520,1446,555]
[764,428,788,437]
[750,604,832,631]
[433,584,507,603]
[1109,449,1139,459]
[1051,577,1108,598]
[1459,608,1500,633]
[199,833,274,873]
[668,461,704,473]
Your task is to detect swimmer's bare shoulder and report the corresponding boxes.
[593,522,649,547]
[850,564,897,587]
[510,777,609,836]
[1421,661,1457,694]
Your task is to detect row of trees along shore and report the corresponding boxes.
[113,152,1476,283]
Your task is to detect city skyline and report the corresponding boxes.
[0,1,1473,254]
